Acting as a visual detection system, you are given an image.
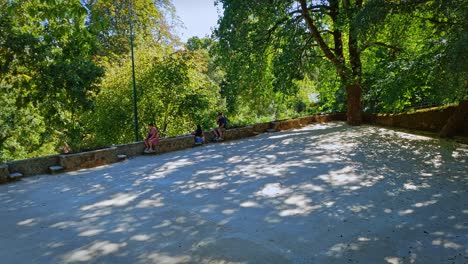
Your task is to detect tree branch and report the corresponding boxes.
[413,15,462,26]
[329,0,344,63]
[362,41,402,52]
[298,0,337,64]
[256,15,302,47]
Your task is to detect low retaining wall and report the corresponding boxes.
[272,113,346,131]
[0,121,273,180]
[363,105,468,135]
[8,109,454,181]
[60,147,118,171]
[0,164,8,182]
[8,155,59,177]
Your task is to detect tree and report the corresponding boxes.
[85,45,221,146]
[84,0,179,62]
[215,0,467,124]
[358,0,467,113]
[0,0,103,161]
[215,0,366,124]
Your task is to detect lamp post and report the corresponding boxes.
[129,0,139,141]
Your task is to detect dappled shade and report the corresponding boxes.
[0,122,466,263]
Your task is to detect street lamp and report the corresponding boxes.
[129,0,139,141]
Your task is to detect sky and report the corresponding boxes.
[172,0,221,42]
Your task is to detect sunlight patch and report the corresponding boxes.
[357,237,371,242]
[130,234,151,241]
[403,181,431,191]
[17,218,37,226]
[432,239,463,249]
[240,201,260,208]
[413,200,437,208]
[318,166,359,186]
[398,209,414,216]
[146,253,190,264]
[136,197,164,208]
[222,209,237,215]
[395,131,433,141]
[62,241,127,263]
[326,243,360,257]
[78,229,104,237]
[299,183,325,192]
[279,194,320,216]
[256,183,291,198]
[81,193,139,211]
[385,257,403,264]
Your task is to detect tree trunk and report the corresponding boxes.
[346,83,362,125]
[299,0,363,125]
[440,100,468,138]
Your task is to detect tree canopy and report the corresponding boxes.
[214,0,467,121]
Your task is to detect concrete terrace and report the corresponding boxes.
[0,122,467,264]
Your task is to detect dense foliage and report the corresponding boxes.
[1,0,466,162]
[214,0,467,120]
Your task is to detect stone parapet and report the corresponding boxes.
[60,147,118,171]
[157,135,195,154]
[0,164,9,183]
[363,106,468,135]
[223,126,255,140]
[0,113,346,179]
[252,122,271,133]
[8,155,59,177]
[114,141,144,158]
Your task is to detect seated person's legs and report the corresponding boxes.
[148,138,158,152]
[213,129,220,138]
[194,136,203,144]
[219,128,226,139]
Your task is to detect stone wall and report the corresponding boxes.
[5,109,460,181]
[0,114,331,180]
[272,113,345,131]
[0,164,8,183]
[60,147,118,171]
[363,105,468,135]
[8,155,59,176]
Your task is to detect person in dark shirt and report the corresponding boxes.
[193,124,205,144]
[213,112,226,141]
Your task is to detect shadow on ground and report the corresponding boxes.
[0,122,466,264]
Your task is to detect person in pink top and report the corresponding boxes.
[144,123,159,153]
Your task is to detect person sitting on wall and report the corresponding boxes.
[213,112,227,141]
[193,124,205,145]
[144,123,159,153]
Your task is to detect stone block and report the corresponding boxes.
[117,154,128,161]
[9,172,23,179]
[8,155,59,176]
[0,164,9,182]
[49,165,64,174]
[115,142,145,158]
[60,147,118,171]
[251,122,271,133]
[223,126,254,141]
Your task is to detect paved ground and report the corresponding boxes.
[0,122,467,264]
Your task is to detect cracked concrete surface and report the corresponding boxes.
[0,122,467,264]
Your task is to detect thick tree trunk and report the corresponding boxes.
[346,83,362,125]
[440,100,468,138]
[299,0,363,125]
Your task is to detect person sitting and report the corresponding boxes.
[193,124,205,145]
[213,112,227,141]
[144,123,159,153]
